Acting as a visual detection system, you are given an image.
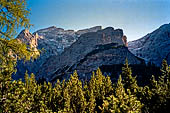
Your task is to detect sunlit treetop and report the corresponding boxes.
[0,0,31,39]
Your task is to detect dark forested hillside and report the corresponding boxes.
[100,63,161,86]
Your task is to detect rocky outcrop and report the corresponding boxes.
[14,26,102,80]
[34,26,102,53]
[37,27,143,82]
[17,29,39,48]
[128,23,170,66]
[76,26,102,36]
[122,35,128,47]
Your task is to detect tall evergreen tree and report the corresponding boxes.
[100,75,143,113]
[0,1,38,111]
[88,69,109,112]
[0,0,37,76]
[161,59,170,82]
[121,59,138,94]
[52,79,63,111]
[62,71,87,113]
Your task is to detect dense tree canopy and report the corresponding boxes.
[0,1,37,112]
[0,59,170,112]
[0,0,37,76]
[0,0,30,39]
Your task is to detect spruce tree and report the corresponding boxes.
[61,71,86,113]
[88,69,107,112]
[121,58,138,94]
[84,81,96,113]
[52,79,63,111]
[115,75,143,113]
[161,59,170,83]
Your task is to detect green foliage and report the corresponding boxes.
[0,0,38,77]
[138,60,170,113]
[0,0,31,39]
[121,58,138,94]
[0,1,39,111]
[100,75,142,113]
[1,58,170,112]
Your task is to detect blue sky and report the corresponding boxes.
[26,0,170,41]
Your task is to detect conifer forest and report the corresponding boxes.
[1,0,170,113]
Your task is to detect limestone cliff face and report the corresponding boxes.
[37,27,143,82]
[17,29,39,48]
[122,35,128,47]
[128,23,170,66]
[76,26,102,36]
[14,29,40,79]
[14,26,102,80]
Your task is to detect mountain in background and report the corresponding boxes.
[14,26,102,79]
[13,23,170,83]
[36,27,143,82]
[128,23,170,66]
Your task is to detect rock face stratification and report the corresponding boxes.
[37,27,143,82]
[128,23,170,66]
[14,26,102,79]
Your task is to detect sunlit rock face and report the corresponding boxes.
[15,29,41,79]
[128,23,170,66]
[14,26,102,80]
[37,27,143,82]
[17,29,39,48]
[122,35,128,47]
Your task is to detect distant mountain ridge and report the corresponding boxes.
[14,26,102,79]
[128,23,170,66]
[36,27,143,82]
[14,23,170,82]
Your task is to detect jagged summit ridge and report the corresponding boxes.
[36,27,142,82]
[128,23,170,66]
[17,29,40,49]
[14,26,104,80]
[76,26,102,36]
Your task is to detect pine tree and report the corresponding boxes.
[116,75,142,113]
[61,71,87,113]
[104,75,113,96]
[86,90,96,113]
[0,0,37,77]
[84,81,96,113]
[100,75,143,113]
[0,1,38,111]
[99,95,119,113]
[144,60,170,113]
[88,69,108,112]
[52,79,63,111]
[160,59,170,83]
[121,58,138,94]
[140,60,170,113]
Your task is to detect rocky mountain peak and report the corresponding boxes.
[76,26,102,36]
[18,29,32,38]
[17,29,39,48]
[158,23,170,31]
[100,27,114,32]
[128,23,170,66]
[14,26,134,81]
[35,26,65,37]
[36,27,142,82]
